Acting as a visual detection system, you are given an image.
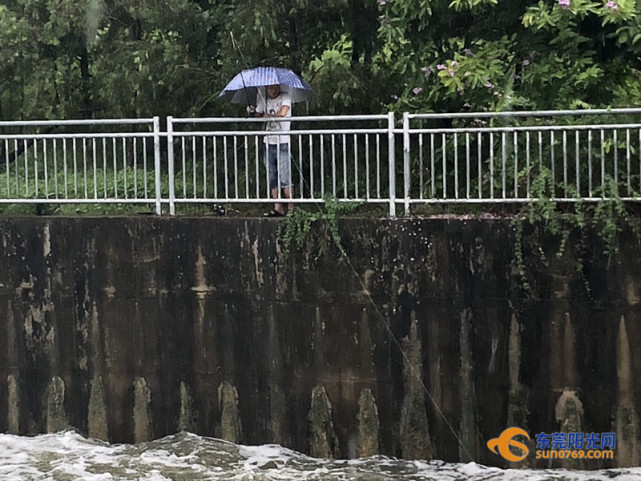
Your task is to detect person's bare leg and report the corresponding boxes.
[271,187,284,214]
[283,186,293,213]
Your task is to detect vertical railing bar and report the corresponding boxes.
[166,116,176,215]
[133,137,138,198]
[310,134,314,198]
[513,131,518,199]
[588,130,593,197]
[626,129,631,196]
[233,135,239,199]
[575,131,580,196]
[14,139,20,197]
[143,137,148,199]
[153,117,161,214]
[489,132,494,199]
[365,133,369,199]
[112,138,117,198]
[43,139,49,197]
[243,135,248,200]
[342,134,347,199]
[600,129,605,198]
[430,134,435,198]
[203,136,208,199]
[478,132,482,199]
[103,138,108,198]
[92,138,98,199]
[44,139,51,197]
[613,129,618,196]
[223,136,229,199]
[526,132,530,199]
[255,136,260,198]
[181,137,187,198]
[538,131,543,173]
[83,138,88,199]
[563,130,568,198]
[403,114,410,214]
[34,139,39,197]
[454,132,459,199]
[387,111,396,217]
[122,138,128,199]
[72,138,78,197]
[193,136,198,199]
[442,133,447,198]
[4,139,10,198]
[550,131,555,198]
[321,133,326,197]
[419,133,424,199]
[465,133,470,199]
[500,131,507,198]
[214,136,219,199]
[332,134,337,197]
[376,134,381,198]
[298,136,303,199]
[24,139,30,196]
[276,141,281,202]
[354,133,358,199]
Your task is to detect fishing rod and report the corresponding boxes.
[230,32,261,115]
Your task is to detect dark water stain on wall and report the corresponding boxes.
[0,217,640,469]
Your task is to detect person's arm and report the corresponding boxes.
[272,104,290,117]
[247,106,264,117]
[271,93,292,117]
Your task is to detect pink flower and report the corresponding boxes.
[437,64,446,70]
[522,59,530,66]
[558,0,570,8]
[412,87,422,95]
[420,66,433,78]
[606,1,618,9]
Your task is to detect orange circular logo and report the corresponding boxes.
[487,427,530,462]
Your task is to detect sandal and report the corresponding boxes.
[263,209,284,217]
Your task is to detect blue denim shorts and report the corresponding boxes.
[265,144,291,189]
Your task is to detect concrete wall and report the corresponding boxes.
[0,216,640,468]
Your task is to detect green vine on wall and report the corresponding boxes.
[277,196,360,261]
[512,167,641,294]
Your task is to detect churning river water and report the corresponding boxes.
[1,431,640,481]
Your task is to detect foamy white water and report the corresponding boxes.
[1,431,640,480]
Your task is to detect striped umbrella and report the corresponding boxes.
[218,67,314,105]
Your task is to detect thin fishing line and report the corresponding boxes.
[283,125,475,462]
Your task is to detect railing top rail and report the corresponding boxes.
[166,128,389,137]
[398,123,641,134]
[0,132,157,140]
[169,114,390,125]
[406,108,641,120]
[0,118,157,127]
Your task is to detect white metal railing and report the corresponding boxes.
[0,118,162,213]
[2,110,641,216]
[166,114,396,215]
[401,108,641,215]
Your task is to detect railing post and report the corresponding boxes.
[388,111,396,217]
[403,112,411,216]
[153,116,162,215]
[167,116,176,215]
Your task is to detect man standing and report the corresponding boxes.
[251,84,293,217]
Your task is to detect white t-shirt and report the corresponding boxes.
[256,91,292,144]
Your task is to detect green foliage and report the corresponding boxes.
[512,166,640,294]
[277,197,359,260]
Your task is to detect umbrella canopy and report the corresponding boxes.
[218,67,313,105]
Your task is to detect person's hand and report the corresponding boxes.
[246,105,257,117]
